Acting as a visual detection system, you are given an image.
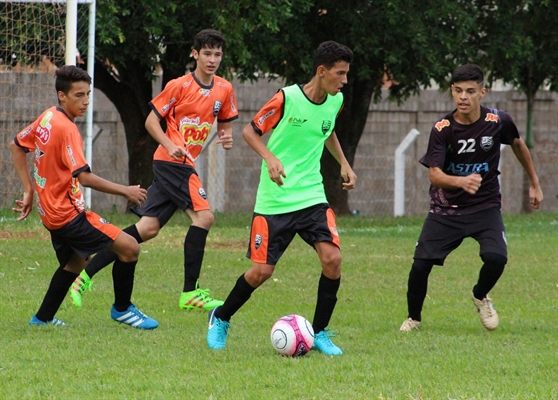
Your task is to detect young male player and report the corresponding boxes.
[206,41,357,355]
[70,29,238,311]
[399,63,543,332]
[10,65,158,329]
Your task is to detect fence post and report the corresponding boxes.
[394,129,420,217]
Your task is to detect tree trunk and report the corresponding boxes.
[521,91,536,213]
[93,61,158,207]
[321,78,374,215]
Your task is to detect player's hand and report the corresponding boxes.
[125,185,147,207]
[12,191,34,221]
[215,129,233,150]
[166,143,189,160]
[266,157,286,187]
[341,166,357,191]
[529,185,543,209]
[460,173,482,194]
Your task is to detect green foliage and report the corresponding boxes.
[472,0,558,147]
[1,211,557,399]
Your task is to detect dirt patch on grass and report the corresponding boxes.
[0,230,49,240]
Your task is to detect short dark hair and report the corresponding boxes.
[55,65,91,94]
[193,29,227,53]
[451,63,484,85]
[312,41,353,74]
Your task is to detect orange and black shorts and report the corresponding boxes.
[49,211,121,266]
[131,161,211,227]
[246,203,339,265]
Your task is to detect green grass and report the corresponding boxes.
[1,210,557,399]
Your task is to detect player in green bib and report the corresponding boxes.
[207,41,357,355]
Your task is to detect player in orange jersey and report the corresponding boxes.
[10,65,157,328]
[71,29,238,311]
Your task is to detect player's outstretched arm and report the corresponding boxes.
[325,132,357,191]
[242,123,286,186]
[77,171,147,207]
[510,137,543,209]
[9,140,34,220]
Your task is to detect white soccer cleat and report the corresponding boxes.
[399,317,421,331]
[471,292,499,331]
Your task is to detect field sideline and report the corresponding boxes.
[1,210,557,399]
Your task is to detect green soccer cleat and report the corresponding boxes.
[70,270,93,307]
[179,281,224,310]
[313,329,343,356]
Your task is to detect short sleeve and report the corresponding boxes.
[63,129,88,174]
[149,78,183,120]
[419,121,450,169]
[217,85,239,123]
[498,110,520,145]
[251,91,285,136]
[14,124,36,152]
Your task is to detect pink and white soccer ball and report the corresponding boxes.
[270,314,314,357]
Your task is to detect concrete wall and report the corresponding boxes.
[1,72,556,216]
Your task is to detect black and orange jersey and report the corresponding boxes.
[15,106,89,230]
[149,72,238,167]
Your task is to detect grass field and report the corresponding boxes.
[0,210,557,399]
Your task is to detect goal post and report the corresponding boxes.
[0,0,96,208]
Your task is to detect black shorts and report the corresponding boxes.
[131,161,211,227]
[246,203,339,265]
[414,206,507,265]
[49,211,121,267]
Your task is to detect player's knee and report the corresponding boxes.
[482,252,507,268]
[113,235,140,262]
[246,264,274,286]
[321,253,341,277]
[123,241,140,262]
[194,210,214,229]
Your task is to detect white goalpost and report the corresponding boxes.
[0,0,96,208]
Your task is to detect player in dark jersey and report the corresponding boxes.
[10,65,157,329]
[206,41,357,355]
[69,29,238,311]
[399,64,543,332]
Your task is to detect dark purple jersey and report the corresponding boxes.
[420,106,519,215]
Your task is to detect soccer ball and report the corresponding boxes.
[270,314,314,357]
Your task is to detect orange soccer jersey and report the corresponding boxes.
[15,106,89,230]
[149,72,238,167]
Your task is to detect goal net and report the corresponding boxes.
[0,0,92,210]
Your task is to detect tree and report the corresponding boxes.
[92,0,312,192]
[233,1,478,213]
[474,0,558,211]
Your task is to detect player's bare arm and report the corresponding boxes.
[145,111,188,160]
[9,140,34,220]
[77,171,147,206]
[325,132,357,190]
[242,123,286,186]
[429,167,482,195]
[215,121,233,150]
[510,137,543,209]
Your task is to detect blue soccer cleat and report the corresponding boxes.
[207,306,230,349]
[29,315,66,326]
[313,328,343,356]
[110,304,158,330]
